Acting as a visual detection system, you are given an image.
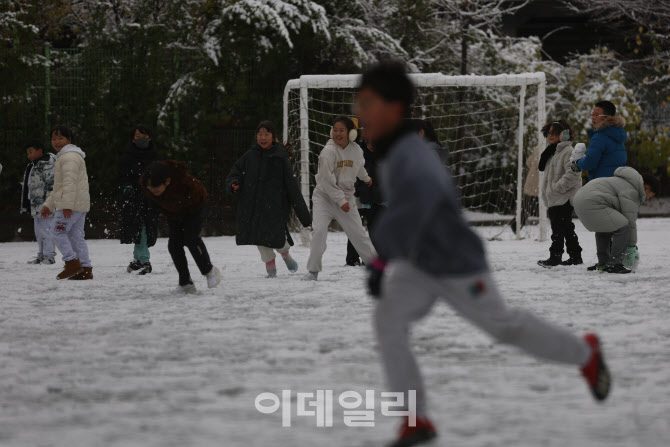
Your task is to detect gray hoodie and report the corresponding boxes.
[372,132,487,276]
[573,167,646,246]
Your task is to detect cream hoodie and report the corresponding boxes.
[315,139,370,207]
[44,144,91,212]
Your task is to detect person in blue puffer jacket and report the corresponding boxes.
[574,100,627,181]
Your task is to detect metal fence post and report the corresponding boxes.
[44,45,51,135]
[173,53,179,138]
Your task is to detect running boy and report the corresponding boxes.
[141,160,221,293]
[356,61,611,447]
[21,140,56,264]
[304,116,377,280]
[41,126,93,280]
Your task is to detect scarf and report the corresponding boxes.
[538,143,558,172]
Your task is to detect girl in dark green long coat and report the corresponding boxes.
[226,121,312,277]
[119,125,160,275]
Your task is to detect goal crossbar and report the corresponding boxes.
[282,72,549,241]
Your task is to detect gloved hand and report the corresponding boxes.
[569,143,586,162]
[623,246,639,269]
[571,160,582,172]
[231,182,240,193]
[367,257,387,298]
[122,185,134,196]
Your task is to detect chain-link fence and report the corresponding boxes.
[0,45,285,242]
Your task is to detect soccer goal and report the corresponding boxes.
[282,72,549,241]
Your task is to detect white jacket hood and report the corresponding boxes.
[324,139,356,152]
[57,144,86,159]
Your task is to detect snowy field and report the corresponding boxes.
[1,218,670,447]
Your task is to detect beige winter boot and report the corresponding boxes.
[68,267,93,280]
[57,259,83,280]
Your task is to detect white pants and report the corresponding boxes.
[375,261,590,416]
[257,240,291,263]
[307,190,376,273]
[51,210,91,268]
[34,217,55,259]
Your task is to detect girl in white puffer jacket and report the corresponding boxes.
[41,125,93,280]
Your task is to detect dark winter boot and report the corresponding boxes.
[127,260,142,273]
[538,255,562,268]
[57,259,83,280]
[27,255,43,264]
[69,267,93,280]
[138,262,152,275]
[604,264,631,274]
[561,257,583,266]
[587,263,606,272]
[581,333,611,401]
[389,416,438,447]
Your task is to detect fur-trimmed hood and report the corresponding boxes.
[580,114,628,181]
[593,115,626,131]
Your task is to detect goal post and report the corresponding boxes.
[283,72,549,241]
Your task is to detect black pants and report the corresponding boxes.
[167,207,213,286]
[547,201,582,259]
[346,204,385,265]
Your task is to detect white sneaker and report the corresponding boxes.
[173,283,197,294]
[266,260,277,278]
[302,271,318,281]
[206,266,222,289]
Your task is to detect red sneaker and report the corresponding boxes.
[389,416,437,447]
[580,333,611,401]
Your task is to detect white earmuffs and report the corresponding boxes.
[550,121,571,141]
[330,127,358,143]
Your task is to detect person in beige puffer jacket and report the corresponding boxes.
[537,120,584,268]
[41,125,92,280]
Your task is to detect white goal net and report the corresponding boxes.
[283,73,549,241]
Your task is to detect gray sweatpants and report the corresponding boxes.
[51,210,91,268]
[306,190,376,273]
[596,224,630,265]
[257,239,291,263]
[375,261,591,416]
[34,216,55,259]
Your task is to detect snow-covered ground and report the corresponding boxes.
[1,218,670,447]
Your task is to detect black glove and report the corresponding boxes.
[571,160,581,172]
[367,257,387,298]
